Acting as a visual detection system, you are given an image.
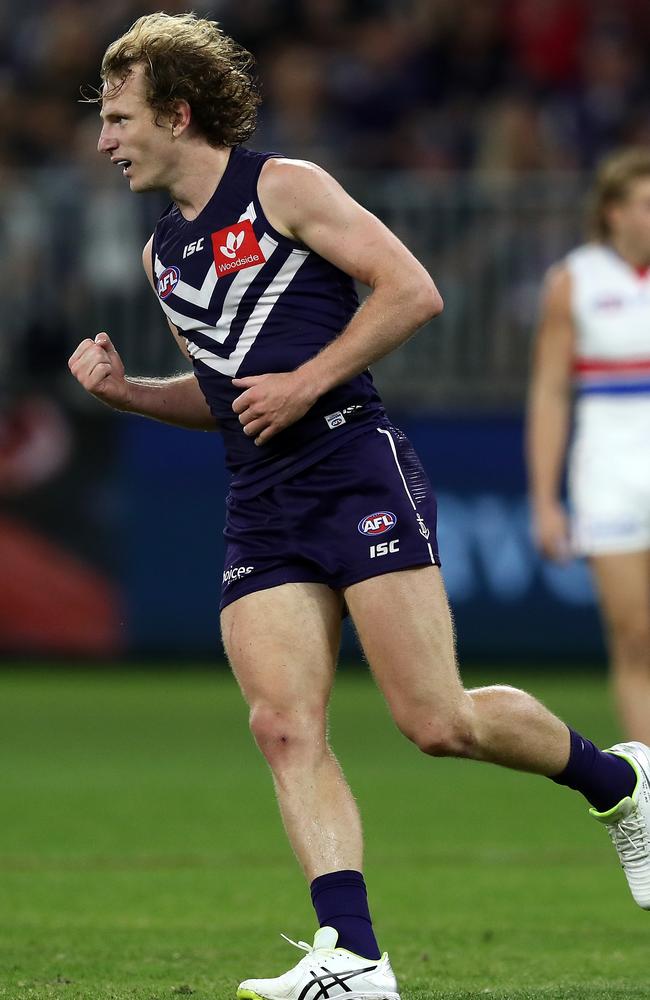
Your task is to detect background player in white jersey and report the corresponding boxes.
[528,149,650,744]
[69,16,650,1000]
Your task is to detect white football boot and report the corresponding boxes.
[236,926,400,1000]
[591,741,650,909]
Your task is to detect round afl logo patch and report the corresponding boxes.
[358,511,397,536]
[157,265,180,299]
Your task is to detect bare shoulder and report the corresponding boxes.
[258,158,347,238]
[536,261,575,356]
[542,262,572,306]
[259,157,333,200]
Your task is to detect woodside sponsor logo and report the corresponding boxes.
[211,221,266,277]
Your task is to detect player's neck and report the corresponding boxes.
[168,144,232,222]
[609,237,650,272]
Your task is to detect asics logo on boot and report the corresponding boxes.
[297,963,379,1000]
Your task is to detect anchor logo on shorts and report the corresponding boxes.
[416,512,430,540]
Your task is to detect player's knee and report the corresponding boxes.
[397,703,475,758]
[249,701,325,768]
[415,717,476,758]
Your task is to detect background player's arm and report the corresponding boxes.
[526,264,575,561]
[67,240,217,431]
[232,159,443,445]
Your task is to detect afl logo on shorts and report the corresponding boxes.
[358,511,397,536]
[157,265,180,299]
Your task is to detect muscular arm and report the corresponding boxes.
[68,239,217,432]
[121,371,216,430]
[263,160,443,392]
[232,159,443,444]
[526,264,575,559]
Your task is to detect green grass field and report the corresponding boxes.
[1,665,649,1000]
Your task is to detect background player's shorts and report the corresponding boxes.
[220,421,440,611]
[569,413,650,556]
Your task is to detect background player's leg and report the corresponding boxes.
[221,581,359,879]
[345,566,633,808]
[589,550,650,743]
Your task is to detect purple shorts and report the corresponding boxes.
[220,421,440,611]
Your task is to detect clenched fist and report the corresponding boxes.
[68,333,131,411]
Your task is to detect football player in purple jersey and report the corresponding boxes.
[69,13,650,1000]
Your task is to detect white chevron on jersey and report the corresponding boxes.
[154,254,217,309]
[153,204,257,309]
[156,232,279,344]
[154,201,258,312]
[187,248,309,376]
[239,201,256,223]
[157,301,231,343]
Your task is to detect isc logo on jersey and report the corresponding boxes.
[358,511,397,536]
[212,220,266,277]
[157,265,180,299]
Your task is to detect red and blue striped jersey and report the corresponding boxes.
[567,244,650,397]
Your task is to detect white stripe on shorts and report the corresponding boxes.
[377,427,436,565]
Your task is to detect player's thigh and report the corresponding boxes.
[589,549,650,645]
[344,565,465,728]
[221,581,343,719]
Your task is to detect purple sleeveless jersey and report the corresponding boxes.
[152,146,386,496]
[152,146,440,605]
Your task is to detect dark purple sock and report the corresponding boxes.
[552,727,636,812]
[310,869,380,960]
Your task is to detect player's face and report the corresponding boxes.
[97,63,175,193]
[609,178,650,260]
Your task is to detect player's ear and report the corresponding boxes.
[170,100,191,138]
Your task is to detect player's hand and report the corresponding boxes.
[68,333,131,411]
[532,500,571,562]
[231,370,317,445]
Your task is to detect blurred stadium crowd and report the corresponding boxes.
[3,0,650,173]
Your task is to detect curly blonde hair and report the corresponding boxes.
[95,12,260,147]
[589,148,650,240]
